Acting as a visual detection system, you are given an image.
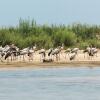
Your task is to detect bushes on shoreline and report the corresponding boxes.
[0,19,100,49]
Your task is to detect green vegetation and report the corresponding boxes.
[0,19,100,49]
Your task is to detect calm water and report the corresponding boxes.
[0,66,100,100]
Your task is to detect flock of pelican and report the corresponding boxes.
[0,44,98,63]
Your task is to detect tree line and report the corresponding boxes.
[0,19,100,49]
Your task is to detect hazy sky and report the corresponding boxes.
[0,0,100,26]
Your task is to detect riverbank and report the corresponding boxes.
[0,61,100,69]
[0,50,100,69]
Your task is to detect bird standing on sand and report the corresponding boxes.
[71,48,79,53]
[39,49,46,61]
[70,52,77,60]
[51,47,61,61]
[65,48,71,59]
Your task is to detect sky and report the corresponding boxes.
[0,0,100,26]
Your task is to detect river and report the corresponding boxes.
[0,66,100,100]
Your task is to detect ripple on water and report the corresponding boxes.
[0,67,100,100]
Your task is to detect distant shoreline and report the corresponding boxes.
[0,61,100,70]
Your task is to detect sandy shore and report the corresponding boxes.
[0,61,100,70]
[0,50,100,69]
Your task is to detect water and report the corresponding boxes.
[0,66,100,100]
